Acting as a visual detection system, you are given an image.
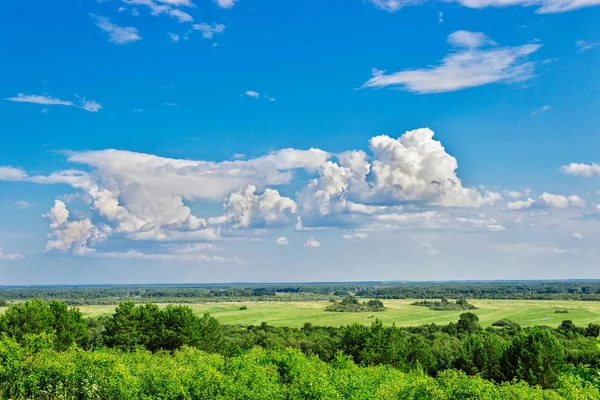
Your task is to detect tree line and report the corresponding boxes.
[4,281,600,305]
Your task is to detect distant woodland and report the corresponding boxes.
[2,280,600,305]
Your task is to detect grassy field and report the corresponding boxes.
[64,299,600,328]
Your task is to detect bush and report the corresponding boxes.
[239,306,248,310]
[325,297,386,312]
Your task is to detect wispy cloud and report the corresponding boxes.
[163,102,179,106]
[122,0,193,22]
[215,0,237,8]
[244,91,259,99]
[368,0,414,12]
[91,249,239,262]
[80,99,102,112]
[192,23,225,39]
[370,0,600,13]
[91,15,141,44]
[363,31,540,94]
[158,0,194,6]
[14,201,33,209]
[242,91,275,101]
[576,40,600,52]
[168,32,180,42]
[303,238,321,248]
[5,94,101,112]
[0,249,25,260]
[276,236,289,245]
[531,105,551,116]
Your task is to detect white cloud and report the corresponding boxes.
[463,0,600,13]
[367,129,501,206]
[168,32,180,42]
[370,0,600,13]
[168,9,193,22]
[0,249,25,260]
[566,195,586,208]
[507,198,535,210]
[438,11,443,22]
[43,200,106,255]
[80,99,102,112]
[265,95,276,102]
[157,0,193,6]
[192,23,225,39]
[209,185,297,228]
[576,40,600,52]
[5,94,74,107]
[0,146,328,247]
[5,94,101,112]
[92,15,141,44]
[244,91,259,98]
[503,190,527,199]
[507,193,584,210]
[531,105,551,116]
[122,0,193,22]
[447,30,494,48]
[303,238,321,248]
[298,126,501,227]
[0,167,28,181]
[368,0,415,11]
[363,31,540,94]
[571,232,584,240]
[3,126,592,256]
[276,236,289,245]
[561,162,600,177]
[342,232,368,240]
[215,0,237,8]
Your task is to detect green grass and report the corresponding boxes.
[71,299,600,328]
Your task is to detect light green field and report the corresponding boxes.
[70,299,600,328]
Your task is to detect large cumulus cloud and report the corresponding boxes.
[1,127,590,255]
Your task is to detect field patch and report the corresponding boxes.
[71,299,600,328]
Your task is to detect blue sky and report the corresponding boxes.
[1,0,599,284]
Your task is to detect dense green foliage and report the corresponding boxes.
[1,299,599,393]
[325,297,385,312]
[0,299,88,351]
[0,337,598,399]
[4,280,600,305]
[412,298,477,311]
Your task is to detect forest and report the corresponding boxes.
[0,298,599,399]
[3,280,600,305]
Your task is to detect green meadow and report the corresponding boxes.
[66,299,600,328]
